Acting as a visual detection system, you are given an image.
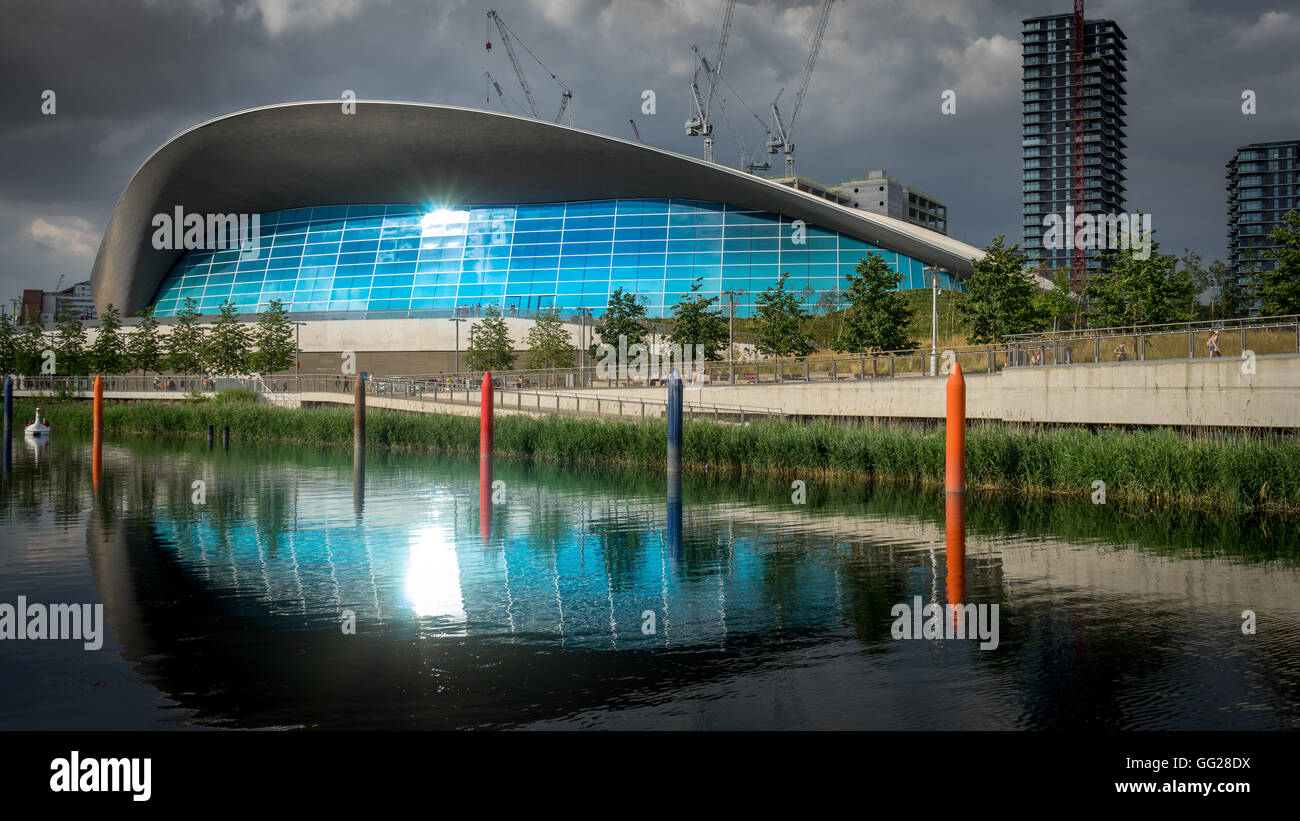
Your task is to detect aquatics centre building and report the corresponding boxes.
[90,101,983,323]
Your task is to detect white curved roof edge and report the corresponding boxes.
[141,100,986,267]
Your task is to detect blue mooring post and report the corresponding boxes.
[667,369,682,486]
[2,376,11,481]
[3,376,12,436]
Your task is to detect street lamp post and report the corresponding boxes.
[577,307,592,387]
[922,267,945,376]
[722,289,741,384]
[450,316,466,385]
[291,321,307,392]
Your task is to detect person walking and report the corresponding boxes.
[1113,342,1127,362]
[1208,329,1222,357]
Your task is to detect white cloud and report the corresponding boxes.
[236,0,376,37]
[936,34,1020,103]
[30,216,99,260]
[1232,11,1300,47]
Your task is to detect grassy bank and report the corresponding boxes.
[12,398,1299,512]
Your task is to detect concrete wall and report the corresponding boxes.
[508,355,1300,428]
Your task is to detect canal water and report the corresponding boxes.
[1,432,1297,730]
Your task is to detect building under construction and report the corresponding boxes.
[1021,9,1128,281]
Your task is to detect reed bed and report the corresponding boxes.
[13,399,1298,512]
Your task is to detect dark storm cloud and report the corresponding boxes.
[0,0,1296,303]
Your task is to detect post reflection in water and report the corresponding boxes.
[945,492,966,631]
[666,474,682,560]
[3,434,1300,731]
[92,432,102,491]
[352,442,364,518]
[479,460,492,544]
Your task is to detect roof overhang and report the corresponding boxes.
[90,101,983,315]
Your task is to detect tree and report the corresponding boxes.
[16,315,47,376]
[205,300,251,376]
[463,305,515,372]
[668,279,728,360]
[1179,249,1210,320]
[1085,228,1193,329]
[1255,209,1300,316]
[1035,268,1078,333]
[0,311,16,375]
[167,297,205,374]
[525,308,576,370]
[754,271,815,358]
[53,304,87,375]
[128,307,165,376]
[814,290,841,350]
[592,287,648,353]
[88,304,127,375]
[249,299,296,374]
[832,253,915,352]
[958,236,1044,344]
[1205,259,1248,320]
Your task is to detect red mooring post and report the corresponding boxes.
[480,371,494,468]
[945,362,966,494]
[93,375,103,489]
[480,372,494,542]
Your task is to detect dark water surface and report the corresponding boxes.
[1,432,1297,730]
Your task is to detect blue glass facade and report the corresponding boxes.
[151,199,960,318]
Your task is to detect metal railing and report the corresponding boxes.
[1005,315,1300,366]
[284,375,782,423]
[6,373,784,424]
[397,341,1016,390]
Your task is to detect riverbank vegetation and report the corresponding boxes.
[13,397,1298,513]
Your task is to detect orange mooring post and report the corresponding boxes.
[93,375,103,434]
[945,362,966,494]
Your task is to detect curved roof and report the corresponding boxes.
[91,101,983,315]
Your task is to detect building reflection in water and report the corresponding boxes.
[2,436,1297,729]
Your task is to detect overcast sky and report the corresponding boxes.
[1,0,1297,305]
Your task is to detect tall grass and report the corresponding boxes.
[13,399,1299,512]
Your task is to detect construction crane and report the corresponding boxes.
[685,0,736,163]
[766,0,834,176]
[486,9,573,124]
[483,70,520,115]
[1071,0,1087,288]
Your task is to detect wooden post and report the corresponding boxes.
[354,372,365,446]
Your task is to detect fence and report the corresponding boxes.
[7,373,784,424]
[1006,315,1300,366]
